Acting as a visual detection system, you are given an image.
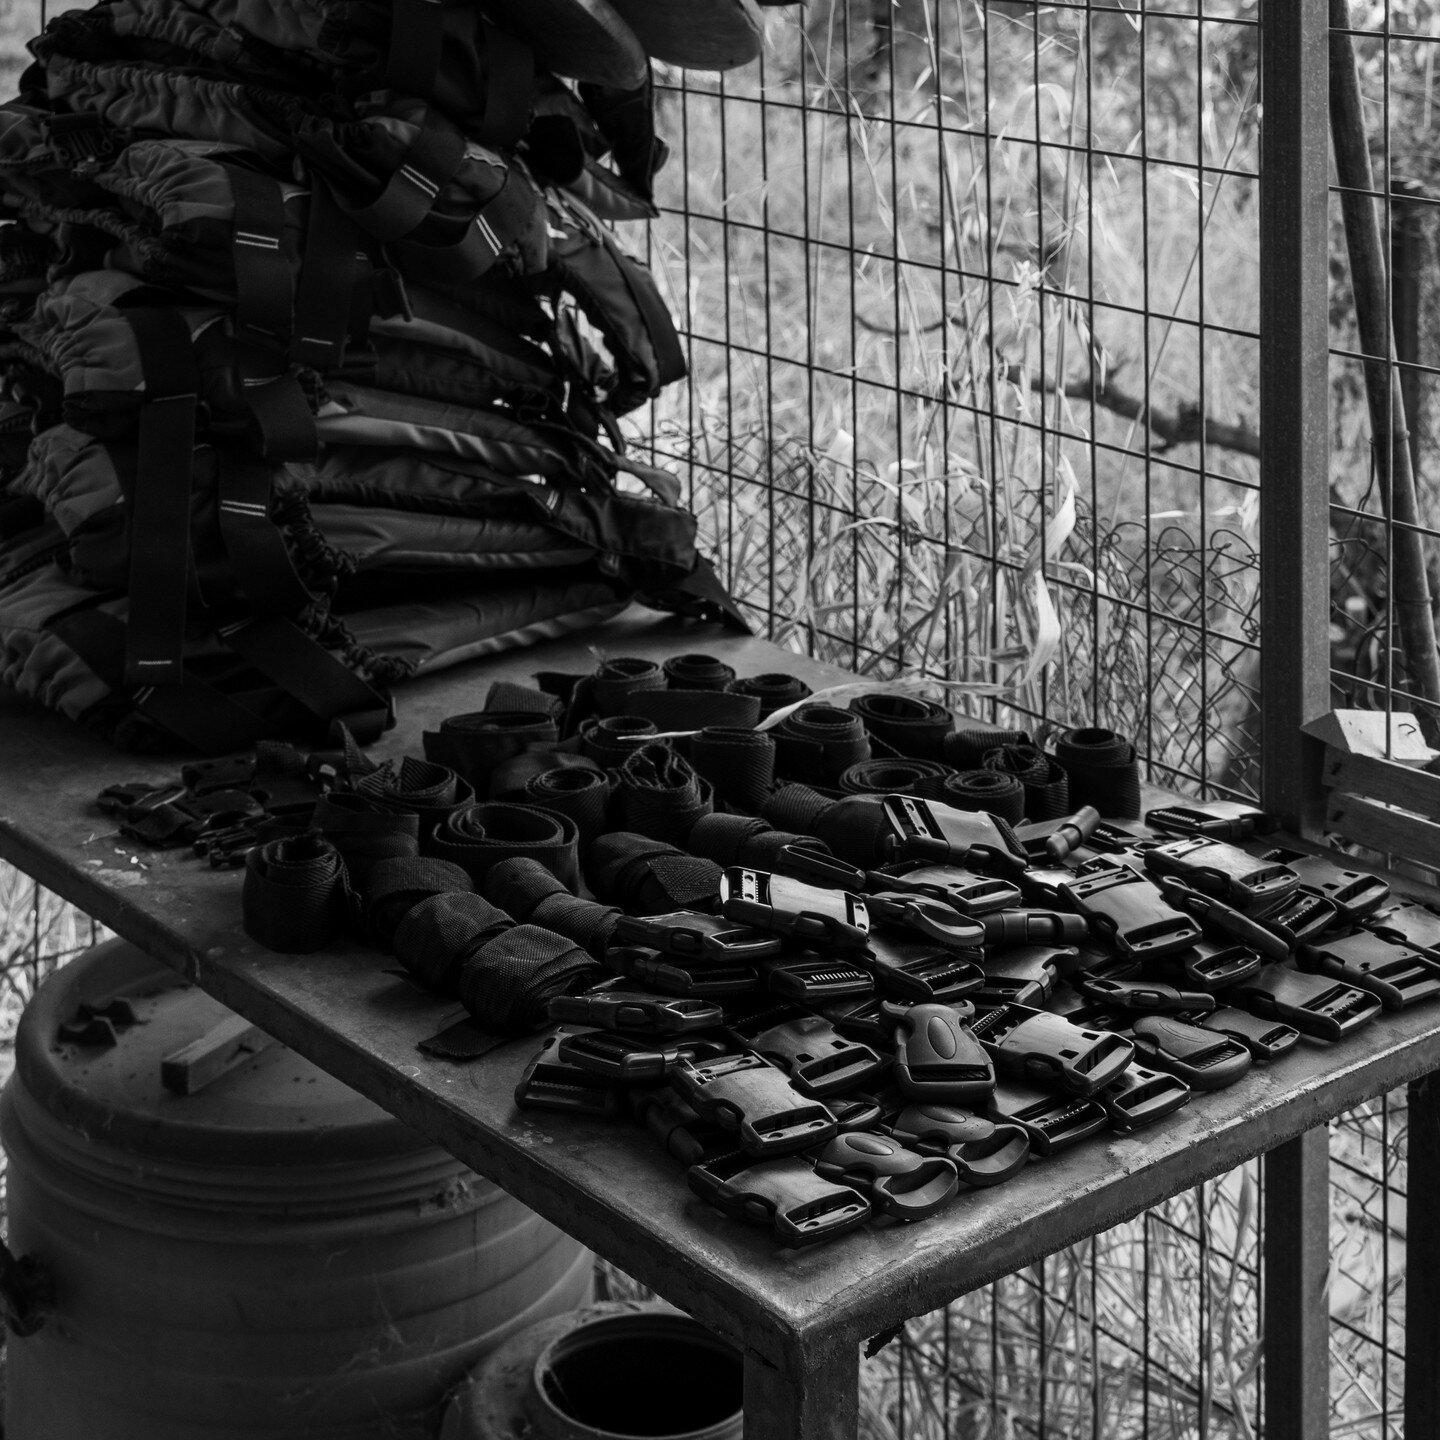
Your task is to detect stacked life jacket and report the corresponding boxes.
[0,0,744,755]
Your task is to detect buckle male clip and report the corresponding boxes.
[880,796,1029,875]
[761,955,874,1004]
[1259,848,1391,923]
[1253,889,1338,950]
[1146,938,1264,992]
[1152,878,1290,960]
[606,945,761,999]
[719,868,870,950]
[736,1014,889,1099]
[818,994,891,1044]
[870,863,1021,916]
[972,944,1074,1010]
[980,909,1090,948]
[514,1030,626,1117]
[1198,1005,1300,1062]
[859,932,984,1004]
[772,843,867,891]
[631,1089,732,1165]
[1298,931,1440,1010]
[688,1150,872,1246]
[1099,1064,1192,1132]
[1145,836,1299,913]
[1015,866,1080,907]
[558,1029,726,1083]
[547,983,723,1036]
[811,1131,959,1220]
[866,892,985,950]
[885,1102,1031,1187]
[1129,1015,1253,1089]
[1015,807,1102,863]
[1145,801,1280,840]
[612,910,782,960]
[970,1004,1134,1097]
[672,1053,838,1157]
[1070,975,1217,1017]
[1060,865,1200,960]
[1085,819,1163,852]
[880,1001,993,1103]
[985,1078,1109,1155]
[1231,963,1381,1041]
[1368,901,1440,954]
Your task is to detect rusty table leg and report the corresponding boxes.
[743,1333,858,1440]
[1406,1071,1440,1437]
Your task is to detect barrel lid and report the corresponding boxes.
[14,939,428,1166]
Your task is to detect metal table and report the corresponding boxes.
[4,608,1439,1439]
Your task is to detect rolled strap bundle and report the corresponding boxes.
[728,672,812,718]
[393,891,514,994]
[487,749,579,801]
[529,891,623,958]
[524,767,612,845]
[663,653,736,690]
[849,693,953,759]
[581,715,659,766]
[482,855,569,919]
[422,711,561,788]
[482,680,563,716]
[942,727,1034,768]
[458,925,601,1034]
[586,831,723,914]
[838,757,953,797]
[1053,727,1142,818]
[690,726,776,813]
[364,856,475,947]
[242,834,350,953]
[592,657,667,715]
[761,786,889,867]
[354,757,474,844]
[628,688,761,731]
[937,769,1026,824]
[686,811,772,866]
[762,783,834,834]
[771,704,871,784]
[430,802,581,889]
[984,744,1070,821]
[312,792,421,887]
[611,742,714,845]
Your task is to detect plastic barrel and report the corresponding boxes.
[1,938,591,1439]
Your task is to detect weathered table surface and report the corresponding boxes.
[4,606,1440,1437]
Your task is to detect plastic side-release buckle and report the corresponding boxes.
[1368,901,1440,954]
[980,909,1091,948]
[1146,938,1264,992]
[970,1005,1135,1097]
[1129,1015,1253,1089]
[866,892,985,950]
[1145,801,1280,840]
[741,1014,889,1099]
[607,945,761,998]
[631,1089,732,1165]
[1015,807,1102,862]
[760,955,874,1004]
[817,994,891,1044]
[719,868,870,950]
[1231,963,1381,1041]
[880,1001,993,1103]
[869,862,1021,916]
[1298,931,1440,1010]
[672,1053,838,1157]
[885,1101,1031,1187]
[1084,819,1163,853]
[1016,865,1081,907]
[547,982,723,1035]
[1253,889,1339,950]
[1099,1064,1191,1132]
[810,1131,959,1220]
[558,1029,726,1082]
[688,1151,872,1247]
[1152,878,1291,961]
[772,843,867,891]
[1070,975,1217,1017]
[514,1029,626,1117]
[1060,865,1200,959]
[985,1077,1109,1155]
[1198,1005,1300,1062]
[612,910,783,960]
[880,796,1029,875]
[1145,836,1299,913]
[1259,848,1391,922]
[973,944,1073,1010]
[859,932,984,1004]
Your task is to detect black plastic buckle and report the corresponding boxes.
[817,995,891,1044]
[607,945,762,999]
[1259,848,1391,923]
[547,982,723,1036]
[1069,941,1144,982]
[1153,878,1291,961]
[688,1151,872,1247]
[759,953,874,1003]
[1368,901,1440,954]
[1060,865,1200,960]
[1145,800,1279,840]
[1146,939,1263,992]
[1254,889,1339,950]
[198,821,266,868]
[866,892,985,950]
[97,781,184,817]
[1129,1015,1253,1090]
[980,909,1091,948]
[880,796,1028,875]
[880,1001,993,1103]
[1231,963,1381,1041]
[557,1029,725,1083]
[869,862,1021,916]
[829,1092,885,1131]
[1070,975,1217,1017]
[811,1131,959,1220]
[772,843,867,891]
[1015,866,1080,907]
[885,1101,1031,1187]
[737,1014,889,1098]
[1299,931,1440,1010]
[985,1078,1109,1155]
[719,868,870,950]
[514,1030,626,1117]
[970,1004,1134,1097]
[973,944,1073,1010]
[1145,836,1299,913]
[672,1053,838,1157]
[1085,819,1162,853]
[1015,807,1102,863]
[631,1089,732,1165]
[1099,1064,1192,1132]
[859,932,984,1004]
[42,112,123,165]
[1198,1005,1300,1062]
[612,910,782,960]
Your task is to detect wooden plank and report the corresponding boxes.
[1325,793,1440,871]
[160,1014,275,1095]
[1406,1071,1440,1439]
[743,1336,858,1440]
[1323,749,1440,817]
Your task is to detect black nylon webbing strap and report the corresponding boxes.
[227,165,294,341]
[729,672,811,718]
[458,925,601,1034]
[592,656,667,715]
[312,793,420,887]
[686,812,771,867]
[612,742,713,845]
[475,22,535,148]
[984,744,1070,821]
[772,704,871,785]
[242,834,349,953]
[762,783,834,834]
[580,715,658,765]
[485,680,563,717]
[663,653,736,690]
[524,767,611,845]
[482,856,569,919]
[839,757,953,798]
[761,787,890,868]
[690,726,775,813]
[488,750,587,801]
[629,688,761,731]
[363,855,474,946]
[529,891,622,958]
[355,756,469,843]
[938,769,1026,824]
[290,179,362,370]
[123,307,198,687]
[849,694,953,760]
[430,802,581,888]
[393,890,514,993]
[216,452,313,617]
[422,711,561,787]
[942,727,1033,768]
[385,0,448,101]
[344,109,466,243]
[1053,728,1143,819]
[587,832,722,914]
